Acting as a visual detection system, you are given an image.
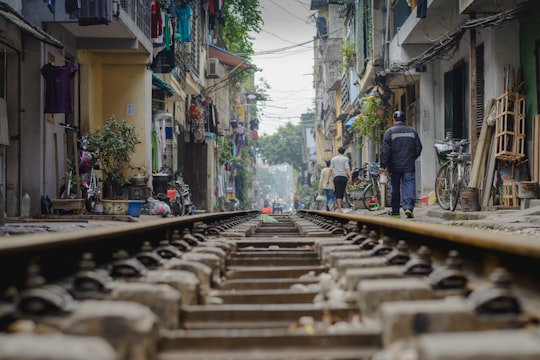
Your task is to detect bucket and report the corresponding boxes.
[460,187,479,212]
[167,189,176,201]
[127,200,144,217]
[152,174,169,195]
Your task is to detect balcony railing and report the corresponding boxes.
[117,0,151,38]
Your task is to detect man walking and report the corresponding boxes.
[318,160,335,211]
[379,111,422,218]
[330,146,352,213]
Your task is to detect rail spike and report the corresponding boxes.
[72,252,113,297]
[468,267,522,315]
[17,263,76,316]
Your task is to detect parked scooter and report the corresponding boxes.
[170,173,195,216]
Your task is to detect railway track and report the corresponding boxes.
[0,210,540,359]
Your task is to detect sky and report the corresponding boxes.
[250,0,316,136]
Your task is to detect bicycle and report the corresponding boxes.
[344,167,363,208]
[362,162,383,211]
[434,138,472,211]
[59,125,100,212]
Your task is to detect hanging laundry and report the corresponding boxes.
[189,97,205,143]
[417,0,427,18]
[65,0,80,19]
[151,0,163,40]
[164,12,172,50]
[41,62,79,114]
[235,122,246,156]
[249,118,259,131]
[48,0,55,14]
[176,1,192,43]
[79,0,110,26]
[316,17,328,45]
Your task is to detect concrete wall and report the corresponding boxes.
[78,52,152,174]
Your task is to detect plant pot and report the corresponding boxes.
[102,199,129,215]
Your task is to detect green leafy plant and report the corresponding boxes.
[341,42,356,70]
[351,94,389,145]
[217,137,235,166]
[86,115,141,199]
[234,146,254,209]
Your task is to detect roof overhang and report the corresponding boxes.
[0,3,63,48]
[152,73,175,96]
[208,44,252,70]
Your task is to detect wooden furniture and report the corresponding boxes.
[494,92,525,162]
[501,181,519,208]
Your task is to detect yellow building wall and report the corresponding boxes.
[77,51,152,173]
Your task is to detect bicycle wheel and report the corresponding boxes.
[450,166,460,212]
[363,185,381,211]
[435,162,451,210]
[463,161,472,187]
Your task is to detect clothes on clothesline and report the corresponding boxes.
[40,62,79,114]
[79,0,110,26]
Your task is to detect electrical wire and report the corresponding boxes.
[242,27,341,57]
[268,0,312,25]
[383,4,526,76]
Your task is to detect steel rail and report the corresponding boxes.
[300,210,540,312]
[0,211,258,294]
[303,210,540,258]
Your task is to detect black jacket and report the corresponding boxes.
[380,122,422,172]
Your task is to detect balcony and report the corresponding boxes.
[35,0,152,54]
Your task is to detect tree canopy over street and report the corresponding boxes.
[257,122,305,173]
[222,0,263,56]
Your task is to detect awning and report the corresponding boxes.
[345,117,355,129]
[0,3,63,48]
[336,113,350,122]
[208,44,252,69]
[152,73,175,96]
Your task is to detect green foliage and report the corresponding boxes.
[351,94,389,145]
[222,0,262,56]
[341,41,356,70]
[217,137,235,166]
[86,115,141,198]
[257,122,305,173]
[235,146,254,209]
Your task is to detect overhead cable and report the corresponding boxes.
[383,4,526,75]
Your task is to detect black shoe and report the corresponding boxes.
[387,212,400,218]
[405,209,414,218]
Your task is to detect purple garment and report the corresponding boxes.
[41,63,78,114]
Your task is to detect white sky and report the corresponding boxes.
[250,0,316,136]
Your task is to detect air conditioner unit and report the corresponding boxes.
[207,58,220,78]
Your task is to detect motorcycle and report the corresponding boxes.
[170,174,195,216]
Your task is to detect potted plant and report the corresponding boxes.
[86,115,141,214]
[351,93,389,146]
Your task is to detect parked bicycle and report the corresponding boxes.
[59,123,100,212]
[362,162,383,211]
[344,167,363,208]
[434,138,472,211]
[344,163,385,211]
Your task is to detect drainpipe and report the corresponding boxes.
[384,0,391,70]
